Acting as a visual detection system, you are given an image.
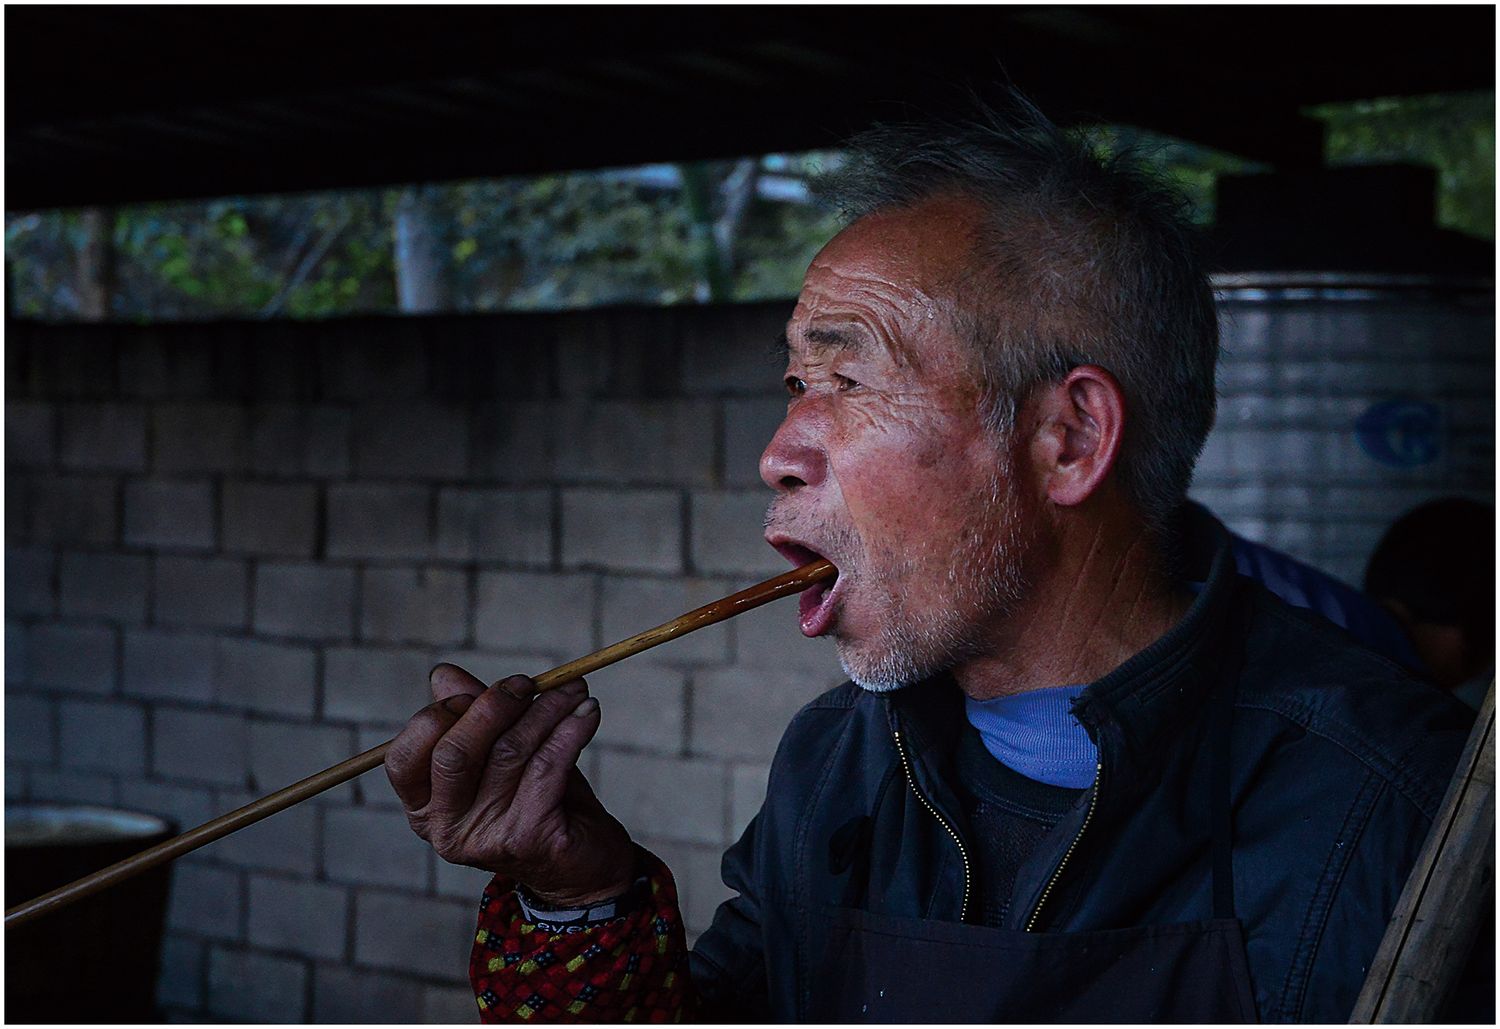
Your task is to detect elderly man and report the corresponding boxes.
[386,103,1469,1022]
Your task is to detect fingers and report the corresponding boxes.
[428,662,487,704]
[388,667,626,896]
[509,693,603,818]
[385,694,471,814]
[426,675,586,820]
[470,678,590,805]
[387,665,518,816]
[422,675,538,816]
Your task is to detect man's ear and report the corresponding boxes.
[1030,364,1127,508]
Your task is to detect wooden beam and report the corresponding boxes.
[1349,682,1495,1022]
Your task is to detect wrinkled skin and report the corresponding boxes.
[762,197,1037,690]
[385,666,635,906]
[764,196,1189,699]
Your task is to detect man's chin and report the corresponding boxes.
[832,608,997,694]
[835,640,927,694]
[845,671,913,694]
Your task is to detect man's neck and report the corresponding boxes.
[954,518,1192,701]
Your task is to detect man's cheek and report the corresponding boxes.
[841,506,928,591]
[836,454,946,536]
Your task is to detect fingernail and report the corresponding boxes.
[496,675,533,699]
[572,697,600,719]
[442,695,474,715]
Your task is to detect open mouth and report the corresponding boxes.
[771,541,842,637]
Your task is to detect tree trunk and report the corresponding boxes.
[714,158,761,274]
[679,164,730,303]
[393,186,452,314]
[75,207,115,320]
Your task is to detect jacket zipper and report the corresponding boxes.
[1025,760,1103,932]
[892,728,971,923]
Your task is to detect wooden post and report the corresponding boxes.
[1349,681,1494,1022]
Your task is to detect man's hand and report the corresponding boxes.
[386,663,635,907]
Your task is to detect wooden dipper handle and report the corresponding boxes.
[5,559,836,930]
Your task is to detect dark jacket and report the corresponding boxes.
[689,509,1472,1022]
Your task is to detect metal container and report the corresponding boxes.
[1193,271,1494,587]
[6,805,176,1023]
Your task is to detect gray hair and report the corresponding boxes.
[816,96,1219,533]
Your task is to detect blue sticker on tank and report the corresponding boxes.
[1354,399,1443,468]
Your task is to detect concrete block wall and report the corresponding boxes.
[5,285,1493,1022]
[5,306,844,1024]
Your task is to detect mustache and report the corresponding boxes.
[763,498,861,565]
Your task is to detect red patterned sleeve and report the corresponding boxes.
[469,851,695,1023]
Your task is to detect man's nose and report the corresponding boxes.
[760,414,826,492]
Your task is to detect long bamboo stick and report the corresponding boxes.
[6,559,836,930]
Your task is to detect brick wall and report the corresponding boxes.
[5,284,1492,1022]
[5,305,837,1023]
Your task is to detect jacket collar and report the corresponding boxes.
[885,504,1244,792]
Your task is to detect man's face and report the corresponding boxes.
[762,197,1038,691]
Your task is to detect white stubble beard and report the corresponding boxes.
[838,459,1035,693]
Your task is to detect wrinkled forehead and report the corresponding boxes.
[786,196,984,369]
[807,197,984,307]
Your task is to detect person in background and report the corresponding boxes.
[1365,497,1495,709]
[1195,501,1426,671]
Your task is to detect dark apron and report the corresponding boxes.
[810,622,1258,1023]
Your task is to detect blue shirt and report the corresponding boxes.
[964,684,1097,789]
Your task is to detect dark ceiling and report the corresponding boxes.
[6,6,1495,211]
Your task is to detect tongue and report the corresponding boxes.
[799,579,834,637]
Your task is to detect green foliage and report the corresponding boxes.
[5,152,846,321]
[5,95,1490,321]
[731,152,845,302]
[6,211,85,319]
[8,192,399,321]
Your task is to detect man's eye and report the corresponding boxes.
[785,376,807,397]
[836,375,861,392]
